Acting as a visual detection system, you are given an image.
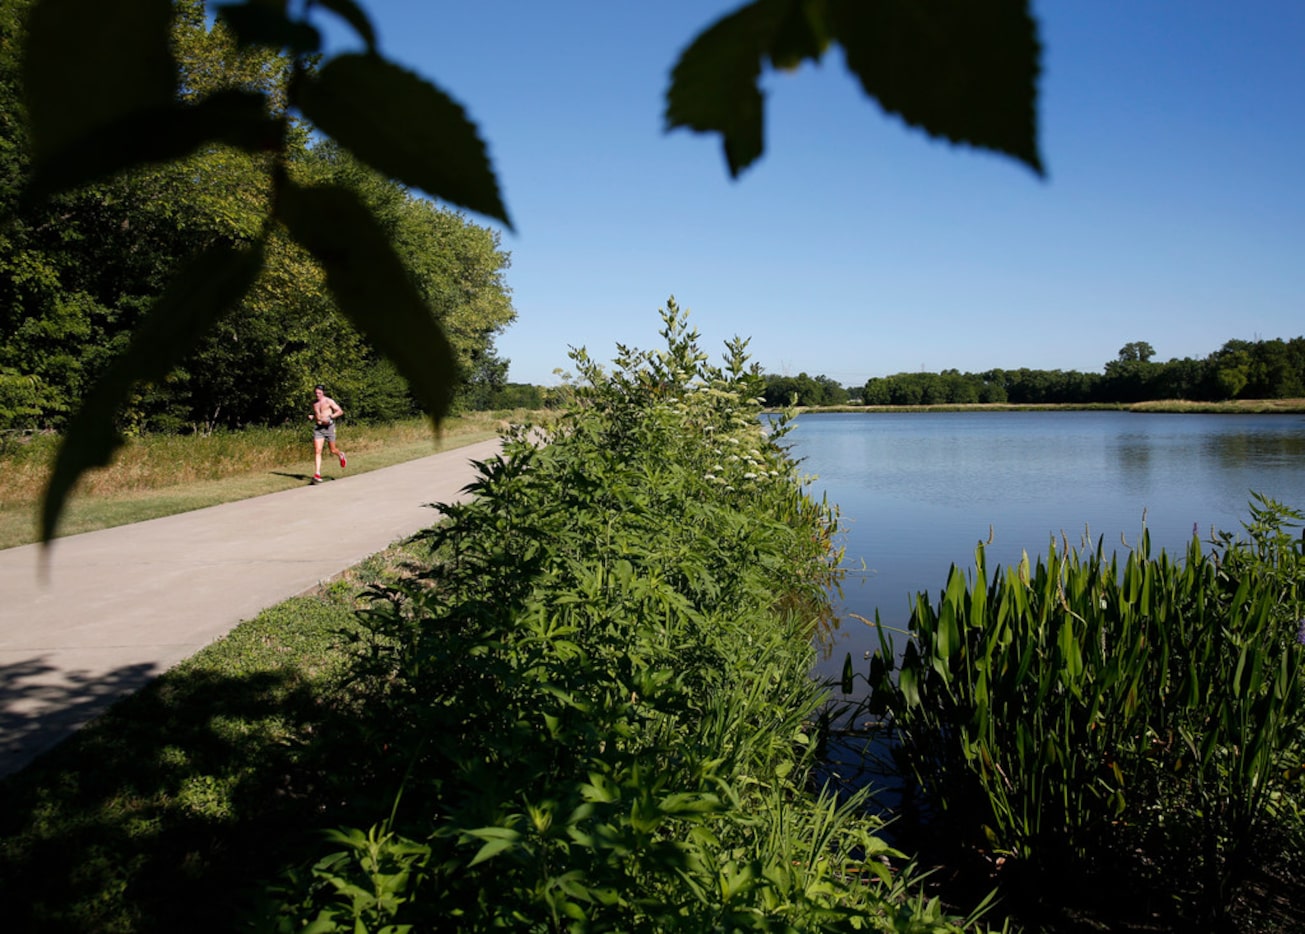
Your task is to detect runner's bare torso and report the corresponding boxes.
[313,394,342,426]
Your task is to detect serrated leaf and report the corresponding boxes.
[216,1,322,55]
[23,0,176,161]
[828,0,1044,174]
[24,91,281,204]
[665,1,782,177]
[312,0,378,52]
[668,0,1043,178]
[276,182,459,424]
[296,54,510,227]
[769,0,833,70]
[42,241,265,543]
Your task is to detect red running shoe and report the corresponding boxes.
[338,452,347,468]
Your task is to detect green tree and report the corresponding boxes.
[1099,342,1161,402]
[4,0,516,436]
[978,369,1008,403]
[1117,340,1156,363]
[0,0,297,431]
[861,376,891,405]
[1152,355,1216,402]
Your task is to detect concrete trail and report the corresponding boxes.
[0,437,502,779]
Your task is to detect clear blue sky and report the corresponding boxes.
[320,2,1304,388]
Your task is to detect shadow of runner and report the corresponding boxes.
[269,470,317,482]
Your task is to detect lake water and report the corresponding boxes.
[780,411,1305,683]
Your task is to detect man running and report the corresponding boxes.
[310,384,346,483]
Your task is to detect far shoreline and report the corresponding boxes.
[767,398,1305,415]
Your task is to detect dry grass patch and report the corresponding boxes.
[1128,398,1305,414]
[0,410,551,549]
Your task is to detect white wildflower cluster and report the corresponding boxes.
[695,418,792,490]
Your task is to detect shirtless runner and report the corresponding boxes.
[310,384,346,483]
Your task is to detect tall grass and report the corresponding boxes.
[0,411,544,548]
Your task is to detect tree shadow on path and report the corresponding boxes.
[1,655,161,779]
[0,604,396,933]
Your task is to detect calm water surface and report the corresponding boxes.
[782,411,1305,680]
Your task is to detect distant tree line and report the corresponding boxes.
[760,373,851,407]
[762,338,1305,407]
[460,380,548,412]
[0,0,515,434]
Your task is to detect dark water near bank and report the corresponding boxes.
[780,411,1305,682]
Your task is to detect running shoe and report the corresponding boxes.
[339,452,347,468]
[313,473,322,483]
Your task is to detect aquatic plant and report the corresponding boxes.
[864,495,1305,926]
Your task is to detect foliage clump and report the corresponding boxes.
[267,300,979,932]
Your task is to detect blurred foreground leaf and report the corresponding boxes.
[297,54,511,228]
[43,241,266,543]
[23,91,281,204]
[276,181,460,425]
[215,1,322,55]
[831,0,1043,174]
[311,0,379,53]
[667,0,1043,177]
[22,0,176,161]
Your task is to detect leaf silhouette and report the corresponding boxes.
[23,91,281,204]
[667,0,1043,177]
[665,1,782,177]
[296,54,511,228]
[276,181,460,425]
[312,0,379,53]
[830,0,1043,175]
[22,0,176,162]
[42,241,266,544]
[215,1,322,55]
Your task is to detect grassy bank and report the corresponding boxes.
[1127,397,1305,413]
[0,411,544,549]
[0,539,430,932]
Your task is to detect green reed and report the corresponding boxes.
[864,495,1305,926]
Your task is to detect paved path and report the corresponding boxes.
[0,438,501,778]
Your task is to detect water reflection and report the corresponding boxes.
[1112,434,1152,493]
[1204,427,1305,469]
[782,411,1305,683]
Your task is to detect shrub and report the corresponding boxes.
[265,300,981,932]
